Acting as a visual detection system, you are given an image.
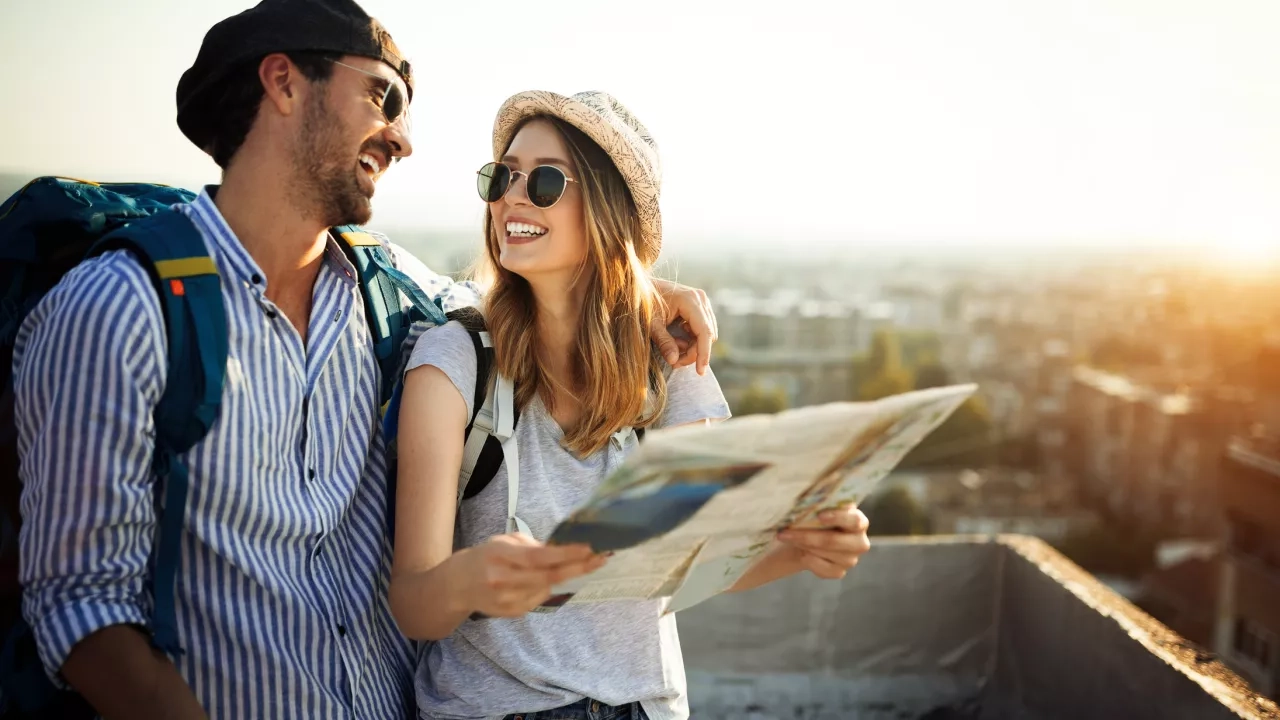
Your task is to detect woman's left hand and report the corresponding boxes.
[776,505,872,580]
[650,279,718,375]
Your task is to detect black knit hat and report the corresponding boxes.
[176,0,413,151]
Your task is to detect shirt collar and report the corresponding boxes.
[181,185,359,291]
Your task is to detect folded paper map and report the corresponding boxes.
[529,384,977,614]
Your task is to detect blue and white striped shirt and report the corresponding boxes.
[13,188,479,719]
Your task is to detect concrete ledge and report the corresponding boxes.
[677,534,1279,719]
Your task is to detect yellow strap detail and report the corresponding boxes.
[340,231,381,247]
[155,257,218,279]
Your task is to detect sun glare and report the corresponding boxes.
[1214,225,1279,274]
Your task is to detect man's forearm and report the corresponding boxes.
[61,624,207,720]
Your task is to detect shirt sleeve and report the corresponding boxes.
[382,237,486,313]
[13,250,167,684]
[655,365,733,429]
[404,321,481,420]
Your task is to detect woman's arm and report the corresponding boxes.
[388,363,474,639]
[727,505,872,593]
[389,364,604,640]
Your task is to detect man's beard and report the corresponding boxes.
[288,95,372,228]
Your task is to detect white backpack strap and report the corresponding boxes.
[493,370,515,441]
[457,331,495,507]
[490,374,531,535]
[503,433,531,536]
[610,426,636,450]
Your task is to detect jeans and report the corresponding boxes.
[502,697,648,720]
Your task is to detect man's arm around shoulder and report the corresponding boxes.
[382,237,485,311]
[14,254,207,719]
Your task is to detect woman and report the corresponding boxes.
[390,91,871,720]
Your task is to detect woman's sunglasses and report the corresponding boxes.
[327,59,407,127]
[476,162,577,209]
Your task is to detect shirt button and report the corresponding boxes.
[308,468,316,480]
[251,273,262,284]
[337,624,347,637]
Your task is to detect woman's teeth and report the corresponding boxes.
[507,222,547,238]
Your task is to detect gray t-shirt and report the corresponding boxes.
[406,321,731,720]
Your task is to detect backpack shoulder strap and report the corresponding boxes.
[446,308,516,503]
[334,225,447,407]
[91,209,226,656]
[94,212,226,453]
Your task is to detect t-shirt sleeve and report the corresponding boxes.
[404,321,481,419]
[655,365,732,429]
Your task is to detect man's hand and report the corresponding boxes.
[651,279,718,375]
[776,504,872,580]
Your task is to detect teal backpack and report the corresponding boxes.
[0,176,445,717]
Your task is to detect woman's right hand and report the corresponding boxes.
[456,533,607,617]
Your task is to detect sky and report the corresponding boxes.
[1,0,1277,256]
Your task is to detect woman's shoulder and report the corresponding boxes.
[405,320,485,412]
[408,319,476,359]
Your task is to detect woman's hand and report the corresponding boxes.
[728,504,872,593]
[776,504,872,580]
[650,279,718,375]
[456,534,607,618]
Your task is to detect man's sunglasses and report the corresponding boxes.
[476,162,577,209]
[326,59,407,127]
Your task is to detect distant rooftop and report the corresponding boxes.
[1228,433,1280,477]
[679,535,1278,719]
[1073,366,1194,415]
[712,288,857,320]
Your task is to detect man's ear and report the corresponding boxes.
[259,53,301,116]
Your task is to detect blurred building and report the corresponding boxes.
[713,348,855,410]
[1066,365,1253,537]
[714,288,864,354]
[1215,427,1280,698]
[928,468,1096,543]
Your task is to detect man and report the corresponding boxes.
[13,1,869,718]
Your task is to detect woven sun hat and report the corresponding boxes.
[491,90,663,265]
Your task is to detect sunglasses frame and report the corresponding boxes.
[476,162,578,209]
[326,59,408,128]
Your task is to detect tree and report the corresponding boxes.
[734,381,788,416]
[898,331,943,369]
[862,487,929,536]
[914,362,951,390]
[855,330,914,401]
[865,329,903,377]
[1090,334,1161,370]
[859,372,914,401]
[899,395,996,469]
[1055,524,1157,578]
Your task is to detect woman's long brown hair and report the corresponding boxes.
[473,116,668,457]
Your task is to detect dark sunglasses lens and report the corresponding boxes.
[477,163,509,203]
[527,166,567,208]
[383,83,405,123]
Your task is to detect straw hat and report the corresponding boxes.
[492,91,662,265]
